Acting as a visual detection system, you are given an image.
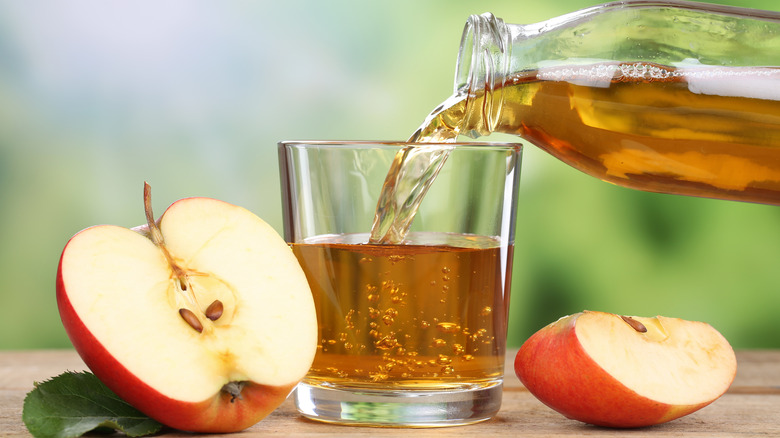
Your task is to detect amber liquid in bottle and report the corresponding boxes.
[414,62,780,203]
[370,62,780,244]
[292,232,511,390]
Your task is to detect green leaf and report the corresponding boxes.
[22,371,163,438]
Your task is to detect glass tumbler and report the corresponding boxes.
[278,141,522,426]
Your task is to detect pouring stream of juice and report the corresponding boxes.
[369,62,780,244]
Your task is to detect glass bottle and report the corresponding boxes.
[412,0,780,205]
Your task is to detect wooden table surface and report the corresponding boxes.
[2,349,779,437]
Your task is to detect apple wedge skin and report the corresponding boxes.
[57,275,294,433]
[514,312,735,428]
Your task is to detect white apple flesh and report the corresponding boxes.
[57,185,317,433]
[515,310,737,428]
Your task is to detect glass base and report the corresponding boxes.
[294,381,503,427]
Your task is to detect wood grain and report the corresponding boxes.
[2,349,779,437]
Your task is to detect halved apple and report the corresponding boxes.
[56,184,317,433]
[515,310,737,428]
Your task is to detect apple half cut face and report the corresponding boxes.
[515,310,737,428]
[56,187,317,433]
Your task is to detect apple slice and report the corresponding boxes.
[515,310,737,428]
[56,183,317,433]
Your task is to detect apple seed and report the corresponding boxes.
[620,315,648,333]
[179,308,204,333]
[205,300,224,321]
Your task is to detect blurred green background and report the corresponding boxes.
[1,0,778,350]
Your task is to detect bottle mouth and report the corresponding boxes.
[454,16,477,95]
[455,13,509,95]
[454,12,511,137]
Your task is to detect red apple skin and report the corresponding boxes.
[56,242,295,433]
[514,314,712,428]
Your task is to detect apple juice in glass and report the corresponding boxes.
[278,141,521,426]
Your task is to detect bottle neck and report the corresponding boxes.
[452,1,780,140]
[455,13,513,137]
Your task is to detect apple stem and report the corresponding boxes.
[143,183,190,288]
[143,182,208,333]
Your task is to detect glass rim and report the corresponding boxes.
[278,140,523,151]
